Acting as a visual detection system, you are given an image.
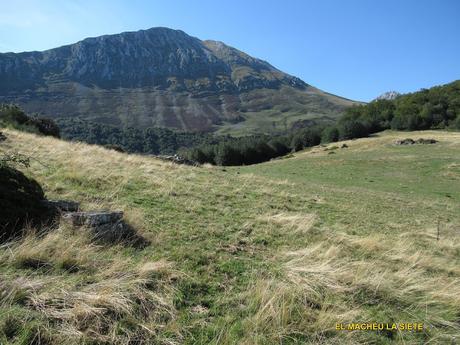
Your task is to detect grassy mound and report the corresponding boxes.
[0,128,459,344]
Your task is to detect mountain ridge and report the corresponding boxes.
[0,27,356,133]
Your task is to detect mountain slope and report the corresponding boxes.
[0,27,356,133]
[1,129,459,344]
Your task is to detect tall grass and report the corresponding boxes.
[1,129,459,344]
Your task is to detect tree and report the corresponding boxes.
[339,120,368,140]
[31,117,61,138]
[453,116,460,130]
[143,128,160,154]
[215,143,241,166]
[321,126,339,143]
[269,138,290,156]
[290,134,304,152]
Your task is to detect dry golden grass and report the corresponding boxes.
[1,128,460,344]
[0,225,181,344]
[258,212,317,234]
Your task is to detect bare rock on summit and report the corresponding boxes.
[376,91,401,101]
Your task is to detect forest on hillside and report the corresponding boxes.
[179,80,460,165]
[1,80,459,166]
[56,118,222,155]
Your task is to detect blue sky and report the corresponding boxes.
[0,0,459,101]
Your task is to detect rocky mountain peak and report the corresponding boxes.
[376,91,401,100]
[0,27,354,132]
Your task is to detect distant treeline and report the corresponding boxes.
[57,118,223,155]
[2,80,459,165]
[0,104,60,138]
[180,80,460,165]
[179,124,355,165]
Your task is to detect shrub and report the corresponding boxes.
[0,104,60,138]
[215,143,241,166]
[453,116,460,130]
[268,138,290,156]
[30,117,60,138]
[321,126,339,143]
[0,104,29,125]
[338,120,369,140]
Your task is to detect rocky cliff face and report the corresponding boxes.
[376,91,401,101]
[0,27,355,132]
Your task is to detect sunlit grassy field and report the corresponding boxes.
[1,129,459,344]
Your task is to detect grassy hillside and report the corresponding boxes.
[1,129,459,344]
[214,86,358,136]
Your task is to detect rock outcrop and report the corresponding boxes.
[394,138,438,145]
[62,209,145,245]
[0,166,57,241]
[43,200,80,212]
[156,154,199,166]
[376,91,401,101]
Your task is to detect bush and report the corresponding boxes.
[0,104,29,125]
[268,138,290,156]
[338,120,369,140]
[0,104,60,138]
[321,126,339,143]
[215,143,241,166]
[452,116,460,130]
[31,117,60,138]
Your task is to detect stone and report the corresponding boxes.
[394,138,415,145]
[43,200,80,212]
[60,209,148,247]
[0,131,6,142]
[62,211,123,227]
[156,154,199,166]
[91,220,137,242]
[394,138,438,145]
[416,138,437,144]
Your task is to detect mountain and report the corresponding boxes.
[375,91,400,100]
[0,27,356,134]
